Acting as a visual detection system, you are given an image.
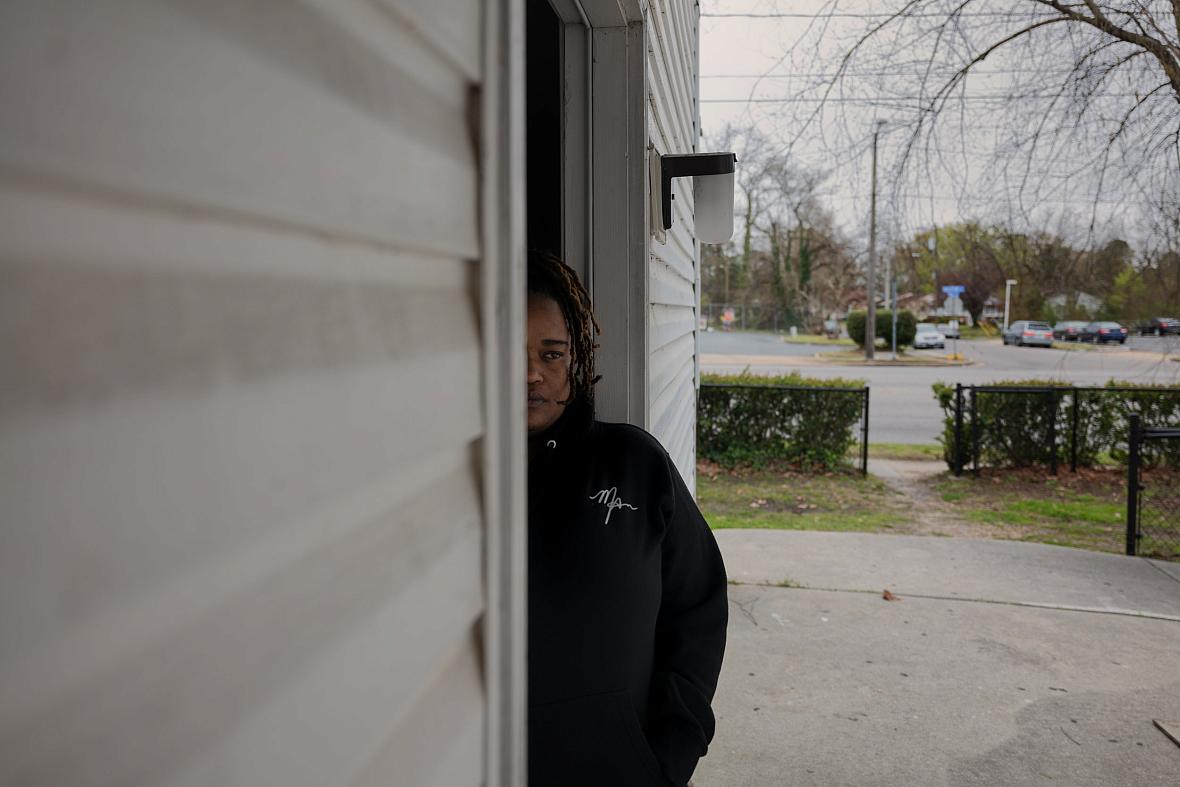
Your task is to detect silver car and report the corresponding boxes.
[913,323,946,349]
[1002,320,1054,347]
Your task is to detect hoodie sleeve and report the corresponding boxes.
[647,453,729,787]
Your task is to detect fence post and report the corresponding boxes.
[1048,388,1059,476]
[971,387,980,478]
[1126,414,1141,556]
[1070,389,1080,473]
[861,387,870,476]
[954,383,964,477]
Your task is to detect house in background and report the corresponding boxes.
[1046,291,1104,317]
[0,1,708,785]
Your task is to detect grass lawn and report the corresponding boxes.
[699,458,1178,558]
[780,333,855,346]
[931,468,1131,553]
[697,461,908,533]
[816,349,967,365]
[960,325,996,339]
[863,442,943,461]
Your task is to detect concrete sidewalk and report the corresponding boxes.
[696,532,1180,786]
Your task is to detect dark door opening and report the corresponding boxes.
[525,0,562,256]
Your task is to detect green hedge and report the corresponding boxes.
[699,371,866,469]
[846,310,917,349]
[932,380,1180,470]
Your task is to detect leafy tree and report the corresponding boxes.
[847,309,917,349]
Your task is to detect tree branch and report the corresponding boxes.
[1037,0,1180,99]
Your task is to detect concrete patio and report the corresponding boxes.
[697,531,1180,786]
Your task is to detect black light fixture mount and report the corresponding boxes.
[660,152,737,238]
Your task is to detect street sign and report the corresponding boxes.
[942,285,965,297]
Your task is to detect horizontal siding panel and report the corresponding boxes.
[651,351,694,441]
[650,332,696,405]
[650,260,697,308]
[0,319,481,658]
[0,186,471,287]
[646,0,700,490]
[1,446,484,786]
[666,0,700,129]
[0,190,486,787]
[646,2,694,151]
[644,12,691,153]
[168,533,484,787]
[349,636,485,787]
[0,261,479,416]
[666,203,698,261]
[1,3,491,785]
[0,0,478,257]
[652,240,696,289]
[372,0,482,81]
[650,303,696,351]
[659,381,697,488]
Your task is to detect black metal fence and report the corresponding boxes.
[949,384,1180,477]
[698,383,870,474]
[1126,415,1180,559]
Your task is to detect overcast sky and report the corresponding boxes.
[698,1,1167,250]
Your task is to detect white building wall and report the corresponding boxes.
[0,1,516,784]
[644,0,701,491]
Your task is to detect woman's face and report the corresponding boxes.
[526,294,572,435]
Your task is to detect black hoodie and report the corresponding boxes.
[528,398,728,787]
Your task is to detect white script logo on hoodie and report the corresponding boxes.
[588,487,638,524]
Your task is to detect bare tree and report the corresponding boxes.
[804,1,1180,235]
[703,123,860,328]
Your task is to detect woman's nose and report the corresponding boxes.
[526,354,542,384]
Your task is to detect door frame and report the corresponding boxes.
[548,0,648,427]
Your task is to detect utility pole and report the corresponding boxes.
[865,121,883,360]
[891,278,898,360]
[1003,278,1017,331]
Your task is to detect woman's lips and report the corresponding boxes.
[528,395,547,409]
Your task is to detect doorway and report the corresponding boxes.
[525,0,563,257]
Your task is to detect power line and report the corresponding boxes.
[701,11,1059,19]
[701,93,1146,103]
[701,69,1079,79]
[821,193,1135,205]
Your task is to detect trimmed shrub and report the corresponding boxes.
[699,371,866,470]
[933,380,1180,471]
[846,310,917,349]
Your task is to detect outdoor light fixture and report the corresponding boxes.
[660,152,737,244]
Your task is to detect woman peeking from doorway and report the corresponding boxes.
[525,250,728,787]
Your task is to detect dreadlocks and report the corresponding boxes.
[527,250,601,406]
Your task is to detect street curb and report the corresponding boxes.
[812,351,976,367]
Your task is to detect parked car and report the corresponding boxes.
[1052,320,1088,341]
[1002,320,1054,347]
[941,320,961,340]
[913,323,946,349]
[1080,321,1128,344]
[1135,317,1180,336]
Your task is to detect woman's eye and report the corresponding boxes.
[543,351,564,361]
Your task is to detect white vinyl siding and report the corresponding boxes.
[644,0,701,491]
[0,1,499,784]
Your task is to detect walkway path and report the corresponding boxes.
[866,458,1012,540]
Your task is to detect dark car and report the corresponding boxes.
[1002,320,1054,347]
[1136,317,1180,336]
[1080,321,1128,344]
[1052,320,1088,341]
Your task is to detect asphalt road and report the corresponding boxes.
[701,332,1180,444]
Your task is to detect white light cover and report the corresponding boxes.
[694,172,735,244]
